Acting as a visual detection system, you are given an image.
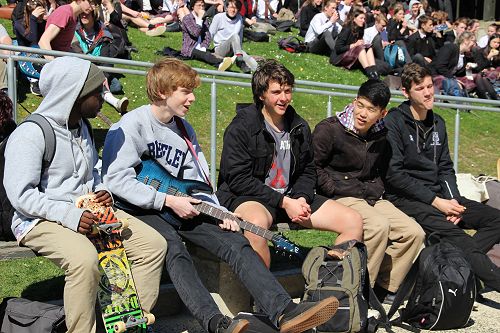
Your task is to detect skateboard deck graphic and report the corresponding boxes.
[76,194,154,333]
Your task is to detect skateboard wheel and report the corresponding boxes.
[114,321,126,333]
[120,220,129,229]
[145,313,156,325]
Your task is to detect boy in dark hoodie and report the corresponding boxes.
[3,56,167,333]
[383,63,500,293]
[312,79,425,303]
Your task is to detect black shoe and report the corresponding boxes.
[235,58,252,74]
[215,316,249,333]
[30,81,42,96]
[279,297,339,333]
[368,71,380,80]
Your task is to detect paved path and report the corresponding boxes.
[150,291,500,333]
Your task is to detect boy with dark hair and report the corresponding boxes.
[406,15,437,67]
[217,59,363,268]
[4,56,167,333]
[312,79,425,302]
[102,57,339,333]
[384,63,500,293]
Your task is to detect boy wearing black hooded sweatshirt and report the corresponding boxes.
[383,63,500,293]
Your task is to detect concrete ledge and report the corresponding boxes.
[0,241,35,260]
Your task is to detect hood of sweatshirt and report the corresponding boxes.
[4,56,106,240]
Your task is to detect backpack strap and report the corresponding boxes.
[22,114,56,168]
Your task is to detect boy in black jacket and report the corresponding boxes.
[217,60,363,268]
[384,63,500,293]
[312,80,424,302]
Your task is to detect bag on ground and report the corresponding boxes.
[400,236,476,330]
[383,44,407,69]
[278,36,307,53]
[0,298,66,333]
[301,240,369,333]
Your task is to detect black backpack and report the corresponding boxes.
[301,240,372,333]
[379,234,476,331]
[277,36,307,53]
[401,237,476,330]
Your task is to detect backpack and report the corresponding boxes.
[0,114,93,241]
[278,36,307,53]
[301,240,370,333]
[441,77,467,97]
[0,297,66,333]
[383,44,406,69]
[399,237,476,330]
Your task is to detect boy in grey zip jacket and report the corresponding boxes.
[3,56,166,333]
[384,63,500,293]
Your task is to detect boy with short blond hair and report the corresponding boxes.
[102,57,340,333]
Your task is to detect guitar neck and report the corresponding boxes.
[169,190,275,241]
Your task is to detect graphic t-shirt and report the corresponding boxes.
[264,120,291,194]
[45,5,77,51]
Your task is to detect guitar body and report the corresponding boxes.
[135,159,304,258]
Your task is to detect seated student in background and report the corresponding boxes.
[363,13,389,64]
[4,56,167,333]
[312,79,425,303]
[253,0,278,22]
[383,62,500,294]
[331,6,380,79]
[472,33,500,82]
[406,15,437,67]
[102,57,340,333]
[73,9,129,114]
[180,0,234,71]
[477,23,498,49]
[386,2,409,45]
[13,0,47,48]
[209,0,258,73]
[38,0,94,57]
[404,0,424,32]
[443,17,468,44]
[304,0,341,56]
[0,24,12,95]
[216,59,363,268]
[299,0,322,37]
[430,31,498,100]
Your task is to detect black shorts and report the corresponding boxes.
[229,194,329,224]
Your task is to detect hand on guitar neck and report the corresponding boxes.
[165,194,241,232]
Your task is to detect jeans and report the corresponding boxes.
[214,34,258,71]
[136,213,291,331]
[392,196,500,292]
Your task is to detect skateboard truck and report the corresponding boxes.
[113,313,155,333]
[91,221,129,235]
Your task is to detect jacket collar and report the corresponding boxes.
[241,103,303,135]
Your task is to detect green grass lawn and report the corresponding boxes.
[1,17,499,301]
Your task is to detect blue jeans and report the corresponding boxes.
[136,213,291,331]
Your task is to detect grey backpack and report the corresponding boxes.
[301,240,369,333]
[0,298,66,333]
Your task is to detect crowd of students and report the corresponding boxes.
[0,0,498,101]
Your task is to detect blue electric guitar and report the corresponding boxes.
[134,159,304,259]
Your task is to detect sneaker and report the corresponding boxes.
[278,297,339,333]
[218,57,233,71]
[146,24,166,37]
[215,316,249,333]
[116,97,129,115]
[30,81,42,96]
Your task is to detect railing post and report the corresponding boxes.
[327,95,332,118]
[210,76,217,189]
[453,109,460,173]
[6,57,16,123]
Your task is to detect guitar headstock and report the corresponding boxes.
[271,234,304,259]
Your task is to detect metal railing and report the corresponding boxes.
[1,44,499,180]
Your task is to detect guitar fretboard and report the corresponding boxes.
[166,188,275,241]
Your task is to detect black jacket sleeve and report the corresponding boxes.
[289,123,316,203]
[435,122,460,199]
[334,27,352,55]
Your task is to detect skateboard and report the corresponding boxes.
[76,194,155,333]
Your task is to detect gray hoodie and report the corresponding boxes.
[4,56,107,241]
